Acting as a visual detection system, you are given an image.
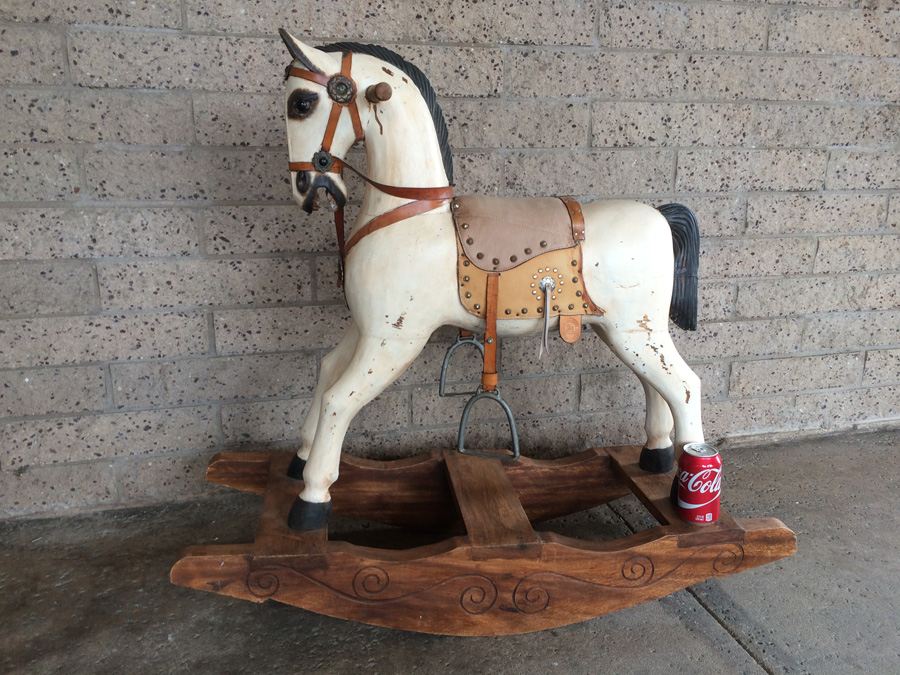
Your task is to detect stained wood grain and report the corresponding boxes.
[171,447,797,636]
[207,449,629,529]
[443,451,540,557]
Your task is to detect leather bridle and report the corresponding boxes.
[286,52,454,279]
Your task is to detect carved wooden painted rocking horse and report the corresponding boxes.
[171,33,796,636]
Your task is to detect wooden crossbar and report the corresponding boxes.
[443,451,540,558]
[605,445,742,544]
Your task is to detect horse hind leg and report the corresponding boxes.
[289,332,430,530]
[592,325,675,472]
[639,379,676,472]
[596,314,704,449]
[286,323,359,478]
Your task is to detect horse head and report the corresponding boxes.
[279,29,392,214]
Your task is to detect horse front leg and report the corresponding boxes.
[288,332,430,530]
[287,323,359,478]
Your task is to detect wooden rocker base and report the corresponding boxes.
[170,447,796,636]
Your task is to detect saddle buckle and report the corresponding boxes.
[456,386,521,462]
[439,332,484,397]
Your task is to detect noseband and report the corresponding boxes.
[287,52,454,280]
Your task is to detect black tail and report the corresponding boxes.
[658,203,699,331]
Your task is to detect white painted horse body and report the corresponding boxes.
[279,33,703,522]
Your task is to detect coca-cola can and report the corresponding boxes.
[676,442,722,525]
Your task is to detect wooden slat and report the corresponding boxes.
[443,451,540,557]
[605,445,742,543]
[504,448,630,521]
[207,451,271,493]
[206,450,630,529]
[253,453,327,556]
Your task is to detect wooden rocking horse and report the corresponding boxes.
[171,32,796,635]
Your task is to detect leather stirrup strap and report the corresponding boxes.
[344,198,448,255]
[481,273,500,392]
[559,196,585,242]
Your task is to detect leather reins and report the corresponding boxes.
[287,53,453,279]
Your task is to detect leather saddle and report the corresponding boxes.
[451,195,601,343]
[453,195,585,272]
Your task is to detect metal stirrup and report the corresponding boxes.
[438,332,484,397]
[457,387,521,462]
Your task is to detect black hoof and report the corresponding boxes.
[286,454,306,480]
[639,445,675,473]
[287,496,332,531]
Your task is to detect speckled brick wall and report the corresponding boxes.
[0,1,897,518]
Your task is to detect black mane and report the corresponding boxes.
[319,42,454,185]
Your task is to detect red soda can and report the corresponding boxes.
[676,442,722,524]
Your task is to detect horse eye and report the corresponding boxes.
[288,91,318,119]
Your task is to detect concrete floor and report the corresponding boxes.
[1,429,898,674]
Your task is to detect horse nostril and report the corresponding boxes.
[296,171,310,193]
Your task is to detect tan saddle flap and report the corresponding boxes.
[457,241,603,325]
[451,195,582,273]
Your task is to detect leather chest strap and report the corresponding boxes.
[559,196,585,242]
[344,198,448,255]
[481,273,500,392]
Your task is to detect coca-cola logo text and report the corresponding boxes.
[678,467,722,495]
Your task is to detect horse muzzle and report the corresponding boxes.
[297,171,347,214]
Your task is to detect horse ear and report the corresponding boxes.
[278,28,336,75]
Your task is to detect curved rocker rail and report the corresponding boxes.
[171,447,796,636]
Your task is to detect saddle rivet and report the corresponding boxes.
[537,307,543,313]
[530,283,535,287]
[505,309,512,315]
[522,308,528,314]
[524,248,532,254]
[466,237,474,245]
[553,268,558,272]
[538,268,544,273]
[540,241,548,247]
[576,290,583,297]
[476,253,484,259]
[558,274,563,279]
[571,260,578,266]
[486,337,493,343]
[568,304,575,310]
[510,255,517,262]
[474,304,481,310]
[462,222,469,229]
[583,303,589,308]
[463,260,470,266]
[532,290,537,295]
[492,258,500,265]
[464,275,470,282]
[553,305,559,311]
[465,292,472,298]
[532,274,537,279]
[453,202,460,209]
[572,276,578,282]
